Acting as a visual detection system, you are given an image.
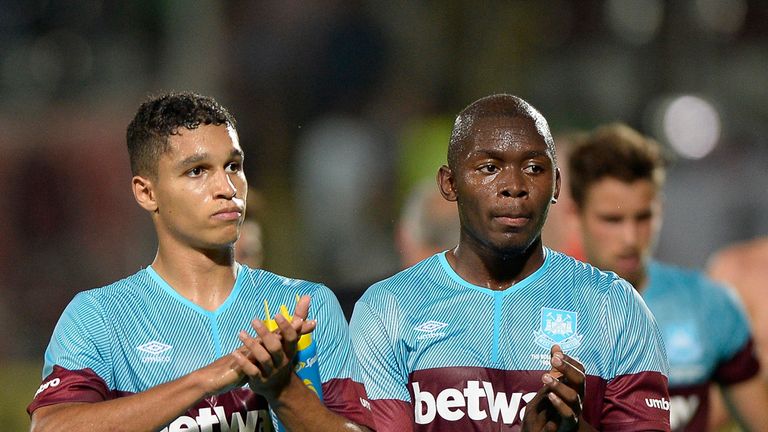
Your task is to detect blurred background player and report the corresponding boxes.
[707,237,768,430]
[708,237,768,381]
[568,122,768,431]
[540,131,586,261]
[335,179,460,320]
[395,178,459,268]
[235,187,265,269]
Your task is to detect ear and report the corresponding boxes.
[553,167,562,202]
[132,175,158,212]
[437,165,457,202]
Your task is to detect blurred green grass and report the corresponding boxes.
[1,361,40,431]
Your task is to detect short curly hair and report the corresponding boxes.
[126,92,236,178]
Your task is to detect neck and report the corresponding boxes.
[152,242,238,311]
[446,237,546,291]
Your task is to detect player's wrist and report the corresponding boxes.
[263,372,304,406]
[196,356,243,397]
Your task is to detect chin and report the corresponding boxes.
[492,242,536,258]
[199,236,238,251]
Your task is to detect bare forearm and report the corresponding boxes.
[269,374,370,432]
[31,354,243,432]
[30,372,208,432]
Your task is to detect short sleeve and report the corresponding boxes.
[311,284,375,429]
[27,292,114,414]
[350,293,415,432]
[601,281,671,432]
[708,280,760,384]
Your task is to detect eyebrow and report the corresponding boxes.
[525,150,551,160]
[469,149,550,159]
[176,149,244,169]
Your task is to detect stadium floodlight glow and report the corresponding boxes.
[662,95,721,160]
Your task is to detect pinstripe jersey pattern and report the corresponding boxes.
[350,248,671,431]
[31,264,366,431]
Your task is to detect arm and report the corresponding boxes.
[234,296,371,432]
[31,346,248,432]
[523,345,598,432]
[720,375,768,432]
[708,384,731,430]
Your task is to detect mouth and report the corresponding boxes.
[492,212,531,228]
[615,254,641,271]
[212,207,244,221]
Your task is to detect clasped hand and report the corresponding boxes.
[232,295,317,401]
[522,344,587,432]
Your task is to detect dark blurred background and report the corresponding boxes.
[1,1,767,428]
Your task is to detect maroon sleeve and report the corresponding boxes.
[27,365,117,415]
[369,399,413,432]
[600,371,671,432]
[322,377,376,430]
[714,338,760,385]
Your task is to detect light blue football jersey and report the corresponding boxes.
[350,249,671,432]
[643,260,759,431]
[29,264,373,431]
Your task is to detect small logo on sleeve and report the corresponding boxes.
[137,341,172,363]
[35,377,61,397]
[645,397,671,411]
[415,321,448,340]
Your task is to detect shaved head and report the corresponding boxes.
[448,94,555,170]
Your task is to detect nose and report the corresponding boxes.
[621,221,640,246]
[498,169,528,199]
[215,170,238,199]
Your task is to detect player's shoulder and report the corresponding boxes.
[53,269,153,327]
[70,268,152,305]
[238,265,332,298]
[546,249,627,293]
[650,260,727,296]
[717,237,768,262]
[708,237,768,276]
[358,253,443,302]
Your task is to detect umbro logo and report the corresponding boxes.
[137,341,172,363]
[415,321,448,340]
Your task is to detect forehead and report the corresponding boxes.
[584,178,659,210]
[165,124,241,156]
[463,115,549,156]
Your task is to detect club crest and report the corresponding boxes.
[534,307,583,350]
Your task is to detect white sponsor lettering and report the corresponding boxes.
[160,406,264,432]
[167,415,197,432]
[644,397,671,411]
[669,395,699,430]
[35,377,61,397]
[413,381,536,424]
